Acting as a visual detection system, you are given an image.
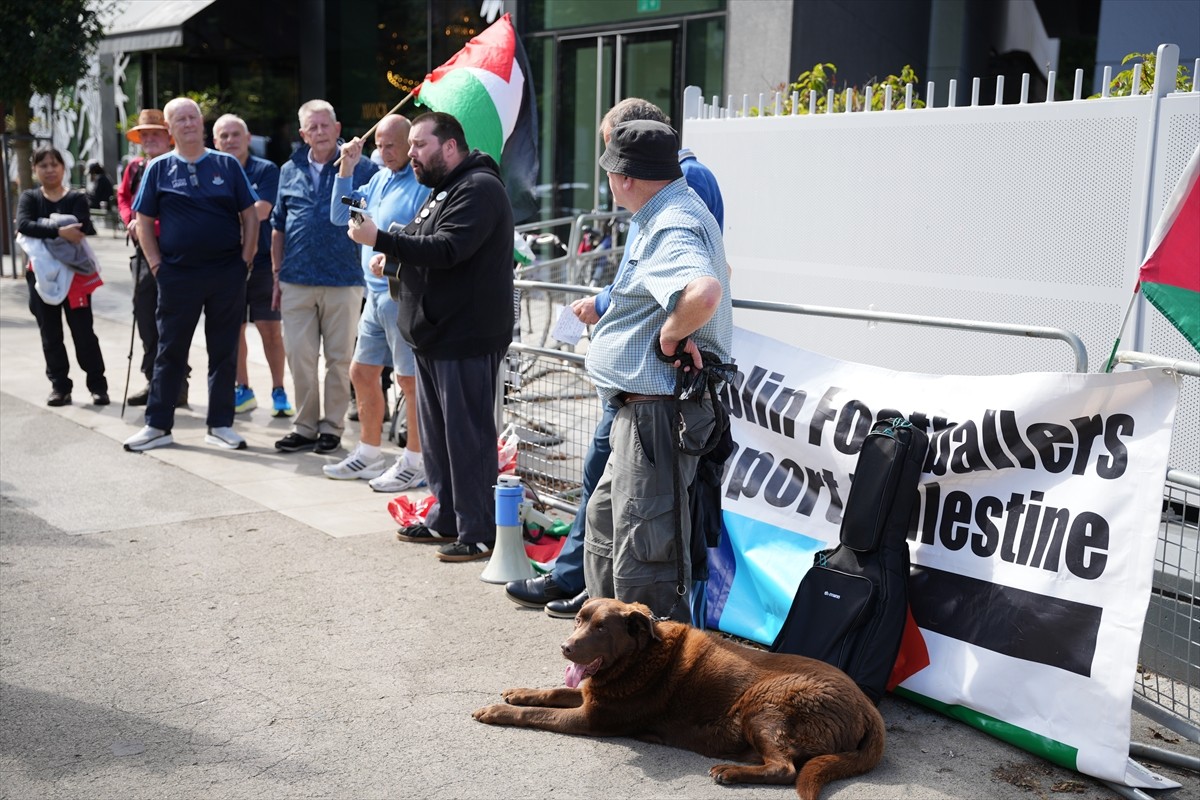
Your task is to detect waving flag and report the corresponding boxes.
[1138,144,1200,353]
[413,13,539,222]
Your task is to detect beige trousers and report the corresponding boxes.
[280,282,363,439]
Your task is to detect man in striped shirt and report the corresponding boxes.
[583,120,733,621]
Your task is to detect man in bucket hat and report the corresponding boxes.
[117,108,188,408]
[581,119,733,621]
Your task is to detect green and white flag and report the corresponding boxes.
[413,13,539,222]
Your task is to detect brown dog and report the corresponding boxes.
[473,597,885,800]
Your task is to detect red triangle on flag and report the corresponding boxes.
[887,604,931,691]
[419,13,517,92]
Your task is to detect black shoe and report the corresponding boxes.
[395,524,456,544]
[177,378,189,408]
[127,385,150,406]
[91,392,110,406]
[348,405,359,422]
[435,540,493,562]
[545,590,588,619]
[46,390,72,407]
[315,433,341,453]
[505,575,571,608]
[275,432,318,452]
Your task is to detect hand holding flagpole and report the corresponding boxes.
[333,89,417,168]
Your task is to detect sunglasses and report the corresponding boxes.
[187,162,198,187]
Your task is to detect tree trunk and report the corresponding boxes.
[13,99,34,193]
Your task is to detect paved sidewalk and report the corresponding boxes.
[1,235,1196,799]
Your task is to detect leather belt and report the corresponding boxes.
[618,392,673,404]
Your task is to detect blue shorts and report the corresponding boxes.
[245,261,281,323]
[353,289,414,376]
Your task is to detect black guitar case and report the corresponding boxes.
[770,417,929,703]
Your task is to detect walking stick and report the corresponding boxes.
[120,252,141,418]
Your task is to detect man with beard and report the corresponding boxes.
[348,112,513,563]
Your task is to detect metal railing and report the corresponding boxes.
[1115,351,1200,749]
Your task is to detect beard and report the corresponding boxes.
[413,150,448,188]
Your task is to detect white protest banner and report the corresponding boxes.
[704,327,1178,785]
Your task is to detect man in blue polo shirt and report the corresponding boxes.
[326,114,430,488]
[123,97,259,452]
[212,113,294,420]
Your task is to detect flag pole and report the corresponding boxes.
[1104,290,1140,373]
[333,88,418,168]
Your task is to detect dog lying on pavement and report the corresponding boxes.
[473,597,885,800]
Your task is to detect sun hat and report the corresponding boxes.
[598,120,682,181]
[126,109,170,144]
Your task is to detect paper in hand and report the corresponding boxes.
[551,303,585,346]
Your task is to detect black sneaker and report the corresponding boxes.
[91,392,110,406]
[275,432,318,452]
[47,390,72,407]
[315,433,341,453]
[395,524,456,544]
[435,541,493,562]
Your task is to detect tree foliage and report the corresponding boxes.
[1089,51,1194,99]
[0,0,109,190]
[751,63,927,117]
[0,0,106,103]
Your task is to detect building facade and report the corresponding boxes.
[17,0,1198,224]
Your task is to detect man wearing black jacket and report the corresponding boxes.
[348,111,513,562]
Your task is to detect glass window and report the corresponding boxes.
[684,16,724,102]
[328,0,428,138]
[527,0,724,32]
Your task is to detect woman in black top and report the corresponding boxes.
[17,146,108,406]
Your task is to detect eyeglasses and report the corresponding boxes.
[187,162,198,187]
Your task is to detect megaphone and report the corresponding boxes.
[480,475,536,584]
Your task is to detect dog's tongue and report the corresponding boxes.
[564,657,602,688]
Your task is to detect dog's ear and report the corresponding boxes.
[626,606,660,642]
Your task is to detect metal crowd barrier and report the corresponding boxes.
[1115,351,1200,749]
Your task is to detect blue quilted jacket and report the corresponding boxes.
[271,144,377,286]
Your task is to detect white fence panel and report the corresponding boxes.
[683,44,1200,473]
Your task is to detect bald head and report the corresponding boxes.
[163,97,206,156]
[375,114,412,172]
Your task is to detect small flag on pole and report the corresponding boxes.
[1137,143,1200,353]
[413,13,540,222]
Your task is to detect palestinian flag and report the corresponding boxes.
[1137,143,1200,353]
[413,13,540,223]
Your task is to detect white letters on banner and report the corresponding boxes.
[715,328,1178,785]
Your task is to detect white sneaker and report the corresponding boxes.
[323,447,387,480]
[369,456,427,492]
[123,425,173,452]
[205,426,247,450]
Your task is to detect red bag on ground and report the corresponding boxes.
[388,494,436,527]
